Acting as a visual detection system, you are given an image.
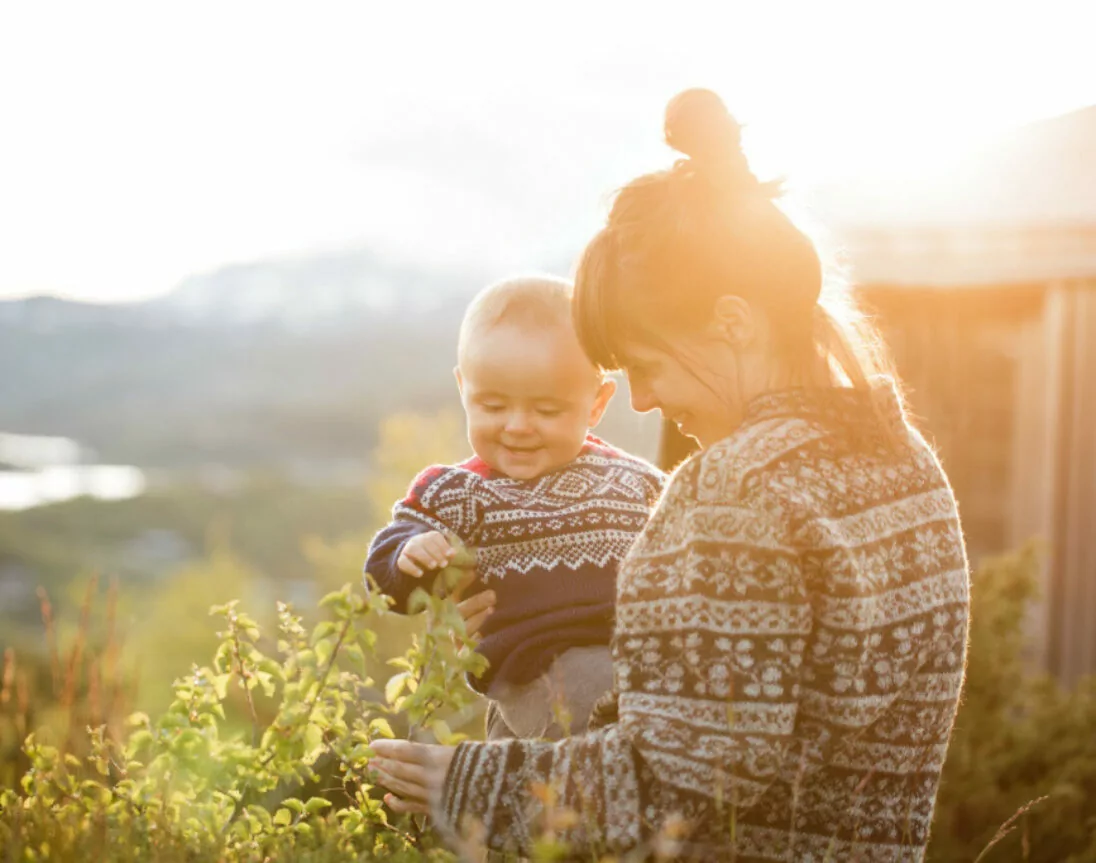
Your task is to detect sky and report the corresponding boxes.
[0,0,1093,303]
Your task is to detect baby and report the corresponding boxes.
[364,275,664,740]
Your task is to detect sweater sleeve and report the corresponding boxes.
[363,464,481,614]
[436,455,812,856]
[363,520,437,612]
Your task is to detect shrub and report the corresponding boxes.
[0,550,485,862]
[928,546,1096,862]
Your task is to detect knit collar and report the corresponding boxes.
[742,377,908,439]
[470,433,617,483]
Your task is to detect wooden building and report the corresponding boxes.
[657,105,1096,685]
[853,226,1096,686]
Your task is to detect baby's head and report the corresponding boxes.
[455,275,617,480]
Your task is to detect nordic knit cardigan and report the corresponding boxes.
[364,435,665,694]
[439,383,970,862]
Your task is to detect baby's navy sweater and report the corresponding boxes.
[364,435,664,694]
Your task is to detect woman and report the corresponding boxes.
[372,89,970,862]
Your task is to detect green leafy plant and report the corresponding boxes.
[928,545,1096,862]
[0,558,486,862]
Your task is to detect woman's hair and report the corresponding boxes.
[573,88,894,391]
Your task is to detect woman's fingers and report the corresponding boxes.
[446,568,497,634]
[384,793,430,815]
[446,567,478,598]
[462,603,494,635]
[370,741,457,815]
[371,738,428,759]
[373,764,428,803]
[371,738,424,762]
[456,590,495,635]
[373,756,428,787]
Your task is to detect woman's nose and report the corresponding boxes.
[629,383,658,415]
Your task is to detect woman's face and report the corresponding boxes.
[615,335,744,449]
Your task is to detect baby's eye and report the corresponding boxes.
[480,403,505,413]
[536,408,563,418]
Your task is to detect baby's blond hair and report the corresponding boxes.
[457,275,576,367]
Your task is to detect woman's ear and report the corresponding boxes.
[587,378,617,428]
[711,294,757,347]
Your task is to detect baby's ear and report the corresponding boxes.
[453,366,464,395]
[588,378,617,428]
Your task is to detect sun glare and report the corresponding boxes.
[0,1,1092,301]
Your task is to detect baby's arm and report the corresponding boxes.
[363,465,479,613]
[365,521,444,612]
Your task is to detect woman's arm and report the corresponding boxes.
[374,456,815,856]
[438,724,648,854]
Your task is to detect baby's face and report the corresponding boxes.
[457,323,614,480]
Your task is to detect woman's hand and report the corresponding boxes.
[370,739,456,815]
[447,568,496,635]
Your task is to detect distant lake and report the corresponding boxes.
[0,465,146,510]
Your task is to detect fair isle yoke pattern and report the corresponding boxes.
[439,384,970,862]
[394,436,665,584]
[368,434,666,693]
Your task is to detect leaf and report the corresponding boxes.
[344,643,365,666]
[303,723,324,755]
[311,621,338,645]
[407,588,430,616]
[304,797,332,815]
[273,808,292,827]
[79,781,112,806]
[246,805,272,830]
[384,672,410,706]
[255,671,276,698]
[369,718,395,739]
[212,674,231,700]
[429,719,466,746]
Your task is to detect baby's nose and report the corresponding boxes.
[504,410,535,432]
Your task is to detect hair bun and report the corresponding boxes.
[664,88,741,162]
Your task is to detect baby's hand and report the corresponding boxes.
[397,531,456,577]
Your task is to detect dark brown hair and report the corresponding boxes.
[573,88,892,391]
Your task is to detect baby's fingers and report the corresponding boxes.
[398,542,436,576]
[422,533,456,568]
[396,553,424,577]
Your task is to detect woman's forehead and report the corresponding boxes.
[614,338,672,366]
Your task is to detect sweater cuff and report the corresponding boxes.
[436,740,480,835]
[435,738,518,849]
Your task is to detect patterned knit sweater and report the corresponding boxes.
[439,384,970,861]
[364,435,665,694]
